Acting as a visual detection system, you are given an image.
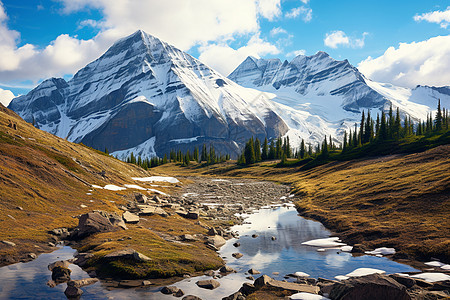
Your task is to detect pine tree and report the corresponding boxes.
[359,110,365,145]
[388,104,394,139]
[435,99,443,131]
[254,138,262,161]
[193,147,199,162]
[308,144,313,157]
[320,136,329,159]
[394,107,401,139]
[379,110,387,141]
[375,114,380,138]
[342,131,347,152]
[244,137,256,164]
[286,136,292,158]
[299,139,306,159]
[268,140,276,159]
[261,137,269,160]
[163,154,168,164]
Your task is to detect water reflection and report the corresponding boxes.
[0,206,419,299]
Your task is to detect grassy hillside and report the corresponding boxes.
[0,104,222,276]
[154,146,450,262]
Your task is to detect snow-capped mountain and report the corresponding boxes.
[228,54,449,126]
[9,30,331,158]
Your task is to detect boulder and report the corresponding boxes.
[138,205,168,217]
[389,274,416,288]
[118,280,146,288]
[254,275,272,288]
[52,266,71,283]
[350,244,366,254]
[248,268,261,275]
[233,242,241,247]
[223,291,246,300]
[50,228,69,239]
[329,273,411,300]
[208,227,218,236]
[135,193,148,203]
[122,211,139,224]
[68,278,99,288]
[71,211,120,239]
[239,282,256,295]
[48,260,71,271]
[104,249,151,262]
[219,265,235,273]
[182,296,203,300]
[206,235,226,248]
[196,279,220,290]
[180,234,197,241]
[64,286,83,299]
[232,253,243,259]
[175,289,185,297]
[186,211,199,219]
[161,286,180,294]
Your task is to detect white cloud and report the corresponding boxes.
[358,35,450,88]
[198,34,280,76]
[300,0,309,3]
[270,27,287,36]
[414,6,450,29]
[0,87,14,106]
[324,30,368,49]
[285,6,312,22]
[0,0,282,83]
[287,49,306,57]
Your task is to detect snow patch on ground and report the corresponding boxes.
[365,247,396,256]
[124,184,146,190]
[302,237,346,248]
[103,184,126,191]
[132,176,179,183]
[411,272,450,282]
[148,188,168,196]
[290,292,330,300]
[345,268,385,278]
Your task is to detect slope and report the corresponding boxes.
[0,104,222,275]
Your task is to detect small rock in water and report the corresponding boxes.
[248,268,261,275]
[246,276,254,280]
[251,234,259,238]
[51,266,71,283]
[64,286,83,298]
[174,289,185,297]
[161,286,179,294]
[271,236,277,241]
[196,279,220,290]
[233,242,241,247]
[232,253,243,259]
[182,296,202,300]
[219,265,235,273]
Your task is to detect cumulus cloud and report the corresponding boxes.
[0,0,282,83]
[0,87,14,106]
[414,6,450,29]
[285,6,312,22]
[324,30,368,49]
[358,35,450,88]
[287,49,306,57]
[270,27,287,36]
[198,34,280,76]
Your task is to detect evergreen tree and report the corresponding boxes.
[244,137,256,164]
[275,138,282,159]
[201,144,207,162]
[394,107,401,139]
[375,114,380,138]
[435,99,443,131]
[268,140,276,159]
[388,104,394,138]
[286,136,292,158]
[254,138,262,161]
[261,137,269,160]
[193,147,199,162]
[342,131,348,152]
[320,136,329,159]
[299,139,306,159]
[308,144,313,157]
[162,154,168,164]
[359,110,365,144]
[379,110,387,141]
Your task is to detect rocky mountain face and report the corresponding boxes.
[9,30,292,158]
[8,31,449,159]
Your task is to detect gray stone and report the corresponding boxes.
[182,296,203,300]
[104,249,151,262]
[68,278,99,288]
[122,211,139,224]
[232,253,243,259]
[219,265,235,273]
[48,260,71,271]
[254,274,272,288]
[248,268,261,275]
[52,266,71,283]
[223,291,246,300]
[161,286,180,294]
[135,193,148,203]
[206,235,226,248]
[1,240,16,247]
[174,289,185,297]
[389,274,416,288]
[180,234,197,241]
[239,282,256,296]
[329,273,411,300]
[196,279,220,290]
[64,286,83,298]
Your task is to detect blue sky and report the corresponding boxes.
[0,0,449,103]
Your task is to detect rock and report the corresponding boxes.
[389,274,416,288]
[204,270,215,276]
[48,260,71,271]
[135,193,148,203]
[246,276,254,280]
[104,249,151,262]
[232,253,243,259]
[254,274,272,288]
[206,235,226,248]
[271,236,277,240]
[28,253,37,259]
[251,234,259,238]
[239,282,256,296]
[430,280,450,291]
[318,282,335,296]
[118,280,146,288]
[138,205,168,217]
[411,290,450,299]
[52,266,71,283]
[329,273,411,300]
[74,253,94,267]
[1,240,16,247]
[196,279,220,290]
[208,227,218,236]
[186,211,199,219]
[350,244,366,254]
[50,228,69,238]
[233,242,241,247]
[219,265,235,273]
[180,234,197,241]
[64,286,83,299]
[414,278,434,288]
[174,289,185,297]
[122,211,139,224]
[161,286,180,294]
[68,278,98,287]
[223,291,246,300]
[71,211,118,239]
[182,296,202,300]
[248,268,261,275]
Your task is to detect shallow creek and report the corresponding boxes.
[0,205,419,299]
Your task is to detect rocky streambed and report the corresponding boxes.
[0,176,449,299]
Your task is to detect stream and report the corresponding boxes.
[0,204,419,299]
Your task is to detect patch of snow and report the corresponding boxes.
[91,185,103,189]
[424,261,445,267]
[211,179,231,182]
[148,188,168,196]
[183,193,199,197]
[290,292,330,300]
[365,247,395,255]
[103,184,126,191]
[280,196,287,200]
[340,246,353,252]
[169,136,203,144]
[345,268,385,278]
[411,272,450,282]
[335,275,349,281]
[124,184,146,190]
[441,264,450,270]
[111,137,157,160]
[293,271,310,277]
[302,237,346,248]
[317,249,326,252]
[86,193,92,195]
[132,176,179,183]
[80,204,87,208]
